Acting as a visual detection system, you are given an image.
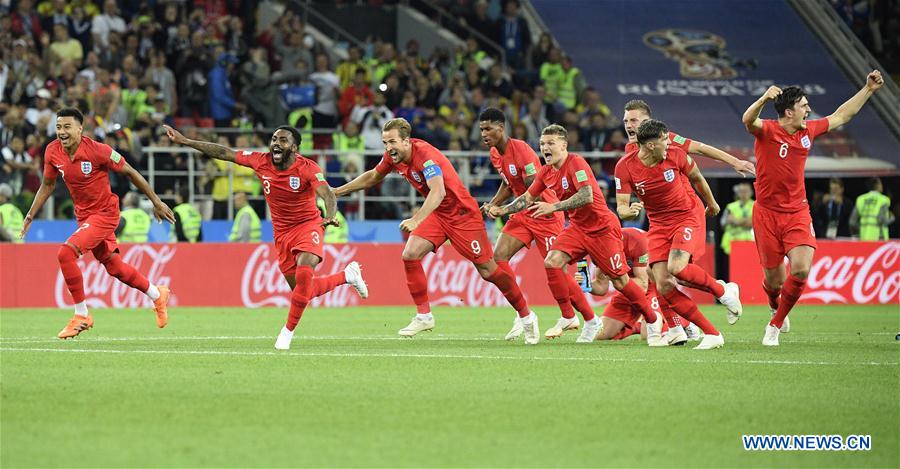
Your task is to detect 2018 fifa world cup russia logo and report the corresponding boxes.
[643,29,756,79]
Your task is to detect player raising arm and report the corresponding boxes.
[741,71,884,346]
[21,108,175,339]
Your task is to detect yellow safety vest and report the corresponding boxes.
[288,108,314,152]
[0,202,25,243]
[316,199,348,244]
[558,67,581,110]
[856,191,891,241]
[172,203,202,242]
[119,208,151,243]
[721,200,754,254]
[229,205,261,242]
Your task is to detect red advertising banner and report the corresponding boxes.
[730,240,900,305]
[0,242,715,308]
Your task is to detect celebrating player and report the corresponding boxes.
[20,108,176,339]
[742,71,884,346]
[491,124,665,346]
[615,119,742,350]
[478,108,598,342]
[334,118,541,343]
[163,124,368,350]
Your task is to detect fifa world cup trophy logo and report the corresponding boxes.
[643,29,756,79]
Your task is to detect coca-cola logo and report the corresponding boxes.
[420,250,529,307]
[240,244,361,308]
[803,242,900,304]
[55,245,175,308]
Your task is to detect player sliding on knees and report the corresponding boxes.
[334,118,542,344]
[491,124,665,346]
[615,119,741,350]
[742,70,884,346]
[478,108,598,342]
[163,124,368,350]
[20,108,176,339]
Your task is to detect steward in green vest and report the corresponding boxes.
[118,192,151,243]
[558,55,585,110]
[316,198,347,243]
[0,183,24,243]
[288,108,314,152]
[720,183,755,254]
[851,177,894,241]
[170,188,203,242]
[229,192,261,242]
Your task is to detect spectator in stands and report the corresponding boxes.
[176,30,212,118]
[499,0,531,69]
[1,136,33,193]
[41,0,70,35]
[372,42,397,86]
[208,52,239,127]
[531,32,553,69]
[144,50,178,116]
[25,89,56,137]
[275,30,313,75]
[69,6,92,52]
[208,135,260,219]
[170,187,203,243]
[539,47,563,105]
[116,192,151,243]
[601,129,627,152]
[720,182,755,254]
[850,177,894,241]
[393,91,426,133]
[597,179,616,212]
[339,68,375,127]
[465,0,497,48]
[520,97,549,146]
[229,191,261,242]
[581,112,608,151]
[577,87,611,120]
[0,183,25,243]
[92,0,126,52]
[483,63,513,99]
[352,91,394,149]
[336,45,369,90]
[558,54,585,111]
[11,0,44,47]
[813,177,851,239]
[0,107,33,149]
[166,22,191,67]
[239,47,285,128]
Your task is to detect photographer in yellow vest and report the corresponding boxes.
[229,192,261,242]
[850,177,894,241]
[117,192,151,243]
[720,182,754,254]
[170,187,203,243]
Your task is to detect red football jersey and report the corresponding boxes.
[527,153,618,234]
[43,136,126,221]
[490,137,560,222]
[235,151,325,235]
[752,118,829,212]
[625,130,693,193]
[622,227,649,271]
[615,146,700,226]
[375,138,481,221]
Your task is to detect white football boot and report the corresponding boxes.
[646,314,668,347]
[274,326,294,350]
[545,316,580,339]
[522,313,540,345]
[398,315,435,337]
[504,316,524,340]
[762,324,780,346]
[772,309,791,333]
[716,280,743,325]
[663,325,688,346]
[685,323,702,341]
[575,318,602,343]
[693,333,724,350]
[344,261,369,299]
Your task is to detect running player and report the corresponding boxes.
[741,70,884,346]
[20,108,176,338]
[163,124,368,350]
[478,108,598,342]
[334,118,541,344]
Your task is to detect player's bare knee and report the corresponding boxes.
[610,274,630,291]
[401,249,425,261]
[790,267,810,280]
[57,243,79,263]
[656,278,676,295]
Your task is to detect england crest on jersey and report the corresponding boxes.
[561,177,569,190]
[663,169,675,182]
[289,176,300,190]
[800,135,811,149]
[411,171,422,183]
[81,161,92,175]
[508,164,518,176]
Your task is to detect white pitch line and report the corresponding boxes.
[0,347,896,367]
[0,335,505,344]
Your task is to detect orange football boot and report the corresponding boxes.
[153,286,170,328]
[58,314,93,339]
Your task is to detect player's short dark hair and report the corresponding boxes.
[636,119,668,144]
[57,107,84,124]
[866,177,882,191]
[478,108,506,124]
[624,99,652,116]
[274,125,301,147]
[774,86,805,116]
[541,124,567,139]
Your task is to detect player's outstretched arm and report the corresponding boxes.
[688,140,755,177]
[162,125,237,163]
[399,175,445,233]
[826,70,884,131]
[19,176,56,239]
[616,193,642,220]
[687,165,720,216]
[316,184,340,228]
[492,191,535,218]
[120,161,176,224]
[333,169,386,197]
[742,86,781,134]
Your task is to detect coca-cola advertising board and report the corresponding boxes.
[729,240,900,305]
[0,242,715,308]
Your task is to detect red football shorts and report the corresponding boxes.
[550,223,630,278]
[275,221,325,277]
[647,205,707,265]
[67,214,120,261]
[752,204,817,269]
[501,212,565,257]
[412,212,493,264]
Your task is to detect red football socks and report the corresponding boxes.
[567,275,595,321]
[312,272,345,297]
[545,267,575,319]
[762,280,781,310]
[285,266,313,331]
[675,264,725,297]
[403,259,431,314]
[57,245,85,304]
[101,254,150,293]
[662,288,719,335]
[619,280,658,323]
[770,275,805,328]
[649,283,679,328]
[486,265,530,318]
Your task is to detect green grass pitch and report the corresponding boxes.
[1,305,897,468]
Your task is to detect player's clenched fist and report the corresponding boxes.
[626,201,643,218]
[399,218,420,233]
[162,125,186,145]
[866,70,884,91]
[705,201,721,217]
[762,86,782,101]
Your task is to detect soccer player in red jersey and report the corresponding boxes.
[491,124,665,346]
[19,108,176,339]
[477,108,598,342]
[621,99,756,178]
[334,118,541,343]
[615,119,742,350]
[742,71,884,346]
[163,124,369,350]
